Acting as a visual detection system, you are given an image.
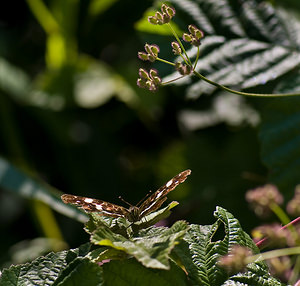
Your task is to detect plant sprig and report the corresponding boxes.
[137,3,300,98]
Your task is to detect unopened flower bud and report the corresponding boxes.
[149,69,159,78]
[148,3,176,25]
[137,78,147,89]
[138,52,149,61]
[137,68,161,92]
[147,54,156,62]
[148,16,159,25]
[183,25,204,47]
[138,44,160,62]
[161,4,175,18]
[175,62,193,75]
[139,68,150,80]
[195,29,204,40]
[182,33,192,43]
[188,25,197,36]
[150,44,160,55]
[155,11,164,22]
[171,41,182,55]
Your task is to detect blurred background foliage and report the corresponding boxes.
[0,0,300,268]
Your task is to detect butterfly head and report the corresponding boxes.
[127,206,141,222]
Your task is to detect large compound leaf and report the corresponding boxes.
[173,207,283,285]
[153,0,300,99]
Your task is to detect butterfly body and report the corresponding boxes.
[61,169,191,223]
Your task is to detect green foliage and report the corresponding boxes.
[0,156,87,222]
[158,0,300,98]
[259,72,300,193]
[1,0,300,284]
[0,208,284,285]
[138,0,300,193]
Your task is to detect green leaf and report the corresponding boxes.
[85,201,179,235]
[88,0,120,16]
[0,251,68,286]
[90,220,189,270]
[102,258,189,286]
[0,58,31,102]
[56,258,103,286]
[131,201,180,230]
[0,156,87,223]
[221,271,284,286]
[84,213,129,237]
[0,244,104,286]
[156,0,300,98]
[259,71,300,193]
[173,207,282,285]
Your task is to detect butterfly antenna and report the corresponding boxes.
[118,196,133,207]
[135,190,153,207]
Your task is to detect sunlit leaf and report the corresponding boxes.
[0,156,87,223]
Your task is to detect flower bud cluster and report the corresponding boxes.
[183,25,204,47]
[245,184,283,218]
[175,62,193,75]
[137,68,161,92]
[148,4,176,25]
[268,256,292,282]
[253,224,294,248]
[138,43,160,62]
[171,41,182,55]
[218,245,252,274]
[286,185,300,216]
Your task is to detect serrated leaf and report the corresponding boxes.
[151,0,300,98]
[132,201,179,230]
[173,207,282,285]
[259,72,300,193]
[90,220,189,270]
[56,258,103,286]
[222,271,284,286]
[0,245,104,286]
[0,251,69,286]
[102,258,189,286]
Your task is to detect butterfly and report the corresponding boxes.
[61,169,191,223]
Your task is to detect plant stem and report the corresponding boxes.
[256,216,300,249]
[162,75,185,85]
[248,246,300,264]
[157,57,176,66]
[270,203,291,226]
[193,46,200,70]
[167,23,192,66]
[193,70,300,97]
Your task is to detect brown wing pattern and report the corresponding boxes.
[139,169,191,217]
[61,194,129,218]
[61,169,191,222]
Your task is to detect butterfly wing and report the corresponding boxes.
[139,169,191,218]
[61,194,130,219]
